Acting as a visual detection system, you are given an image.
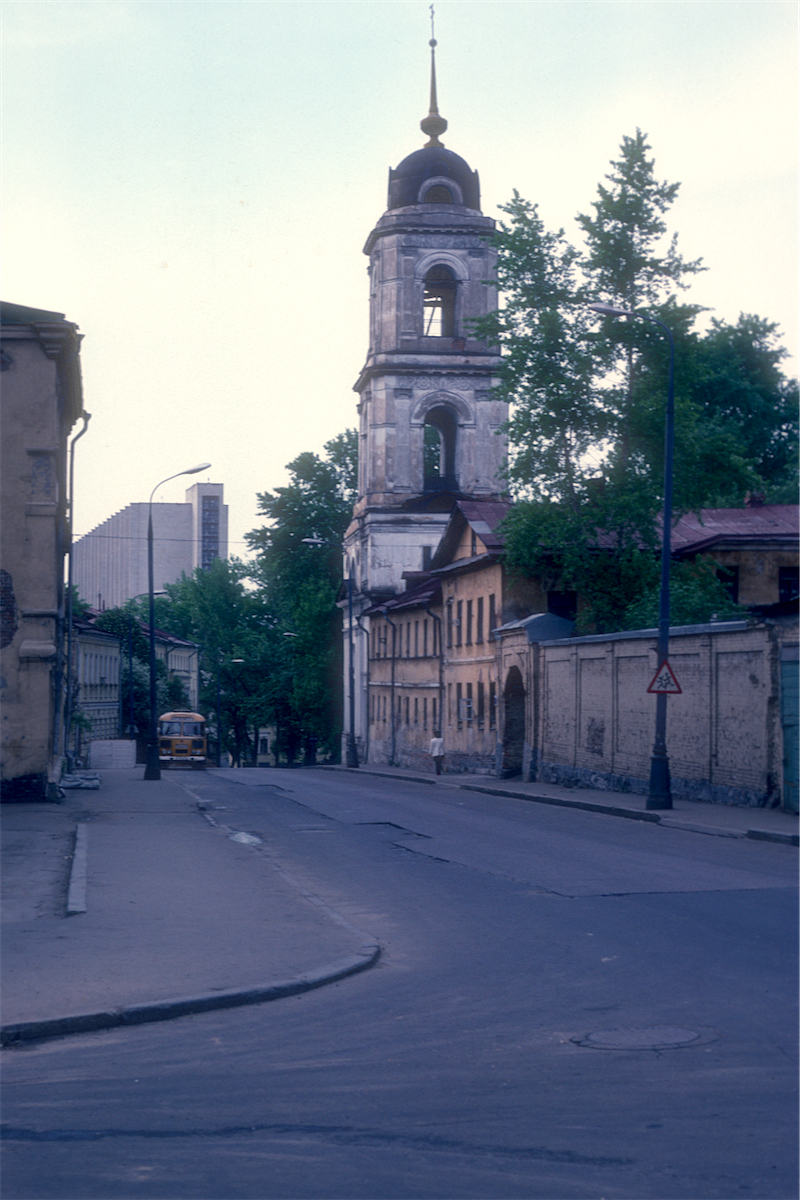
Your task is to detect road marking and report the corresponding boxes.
[66,824,88,915]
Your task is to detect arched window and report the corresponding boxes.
[423,266,456,337]
[424,184,453,203]
[423,405,457,492]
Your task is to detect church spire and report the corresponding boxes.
[420,6,448,148]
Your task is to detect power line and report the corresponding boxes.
[73,533,254,546]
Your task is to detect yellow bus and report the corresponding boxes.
[158,711,207,769]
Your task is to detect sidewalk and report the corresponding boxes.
[2,763,794,1048]
[322,763,800,845]
[0,769,378,1046]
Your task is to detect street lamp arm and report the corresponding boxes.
[149,463,211,506]
[587,302,634,319]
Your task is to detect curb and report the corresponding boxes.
[318,765,438,788]
[745,828,800,846]
[458,782,663,822]
[0,944,381,1047]
[330,765,798,844]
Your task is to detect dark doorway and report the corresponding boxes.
[502,666,525,778]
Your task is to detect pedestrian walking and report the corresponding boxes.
[429,731,444,775]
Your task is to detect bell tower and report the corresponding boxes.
[345,33,506,594]
[342,31,507,761]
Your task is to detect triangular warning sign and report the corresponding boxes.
[647,660,682,694]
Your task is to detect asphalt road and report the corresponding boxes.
[2,769,797,1200]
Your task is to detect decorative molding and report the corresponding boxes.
[416,176,464,206]
[410,375,473,392]
[414,250,470,281]
[31,322,75,361]
[410,390,474,424]
[19,640,57,660]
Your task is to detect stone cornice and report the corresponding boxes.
[1,318,84,427]
[354,355,501,393]
[364,208,495,256]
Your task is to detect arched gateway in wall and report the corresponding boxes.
[502,666,525,778]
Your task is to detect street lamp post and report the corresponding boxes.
[588,303,675,810]
[144,463,211,780]
[124,591,167,741]
[301,538,359,768]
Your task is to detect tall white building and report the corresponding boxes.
[73,482,228,609]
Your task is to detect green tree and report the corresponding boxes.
[161,558,281,766]
[68,584,91,617]
[683,314,799,504]
[247,429,358,572]
[471,192,603,504]
[577,129,705,315]
[482,131,796,631]
[577,129,705,491]
[91,604,188,739]
[245,430,358,760]
[622,559,744,631]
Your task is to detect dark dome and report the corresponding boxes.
[388,146,480,212]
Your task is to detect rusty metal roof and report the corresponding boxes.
[363,575,441,616]
[670,505,799,555]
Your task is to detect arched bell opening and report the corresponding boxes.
[423,406,458,493]
[423,265,457,337]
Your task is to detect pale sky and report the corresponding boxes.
[3,1,797,561]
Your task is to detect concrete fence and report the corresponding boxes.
[520,621,797,808]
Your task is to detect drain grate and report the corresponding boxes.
[573,1026,719,1050]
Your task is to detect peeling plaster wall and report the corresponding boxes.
[533,622,797,808]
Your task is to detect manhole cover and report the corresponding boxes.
[573,1026,718,1050]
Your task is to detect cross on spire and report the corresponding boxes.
[420,6,448,147]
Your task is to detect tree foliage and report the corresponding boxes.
[472,193,603,503]
[158,557,281,766]
[91,432,359,765]
[577,129,705,315]
[473,130,797,631]
[243,429,359,760]
[92,604,190,738]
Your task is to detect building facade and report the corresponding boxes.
[68,620,122,761]
[361,498,798,807]
[155,629,200,712]
[338,42,798,809]
[670,503,799,613]
[1,301,85,799]
[495,616,799,811]
[73,481,228,610]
